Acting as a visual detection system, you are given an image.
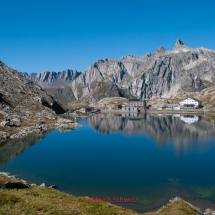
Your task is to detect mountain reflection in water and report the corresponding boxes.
[87,114,215,151]
[0,130,51,166]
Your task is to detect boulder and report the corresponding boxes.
[1,181,29,189]
[0,120,10,127]
[10,117,22,126]
[0,131,10,141]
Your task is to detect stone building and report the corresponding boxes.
[122,99,146,111]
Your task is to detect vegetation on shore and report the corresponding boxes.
[0,174,200,215]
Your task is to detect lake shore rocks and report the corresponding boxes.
[55,117,82,130]
[1,181,29,189]
[10,124,48,139]
[0,172,30,189]
[0,113,81,142]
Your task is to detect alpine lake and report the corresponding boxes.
[1,113,215,213]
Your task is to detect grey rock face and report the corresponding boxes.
[122,40,215,99]
[44,54,150,105]
[68,53,151,101]
[27,69,81,89]
[173,39,191,51]
[0,60,65,119]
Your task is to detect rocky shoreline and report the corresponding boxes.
[0,172,215,215]
[0,172,56,189]
[0,116,81,143]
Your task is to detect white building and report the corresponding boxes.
[173,106,180,110]
[180,98,201,108]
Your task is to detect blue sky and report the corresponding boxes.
[0,0,214,74]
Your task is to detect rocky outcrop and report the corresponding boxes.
[27,69,81,89]
[0,172,30,189]
[0,115,22,127]
[1,181,29,189]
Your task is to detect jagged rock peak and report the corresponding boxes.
[27,69,81,89]
[121,53,151,60]
[173,39,190,51]
[154,47,167,55]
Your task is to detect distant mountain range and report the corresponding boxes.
[21,39,215,106]
[25,69,81,89]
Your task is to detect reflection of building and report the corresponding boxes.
[121,113,146,120]
[180,115,199,124]
[173,114,180,117]
[180,98,202,108]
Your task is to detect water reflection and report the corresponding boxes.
[87,114,215,147]
[0,130,51,166]
[180,115,199,124]
[0,114,215,212]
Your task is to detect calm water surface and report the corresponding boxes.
[1,114,215,212]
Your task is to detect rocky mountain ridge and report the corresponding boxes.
[23,39,215,107]
[119,39,215,100]
[44,53,151,105]
[26,69,81,89]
